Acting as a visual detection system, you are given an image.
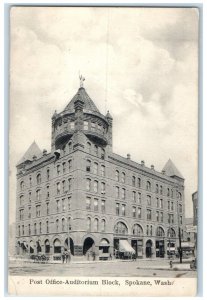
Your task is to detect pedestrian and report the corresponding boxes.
[65,250,69,263]
[62,252,65,264]
[92,251,96,261]
[68,250,71,263]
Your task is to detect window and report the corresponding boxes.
[121,204,126,216]
[62,145,66,155]
[101,182,105,194]
[94,145,98,156]
[168,214,174,224]
[121,188,126,200]
[168,201,170,210]
[29,176,32,187]
[68,141,72,152]
[46,202,49,215]
[147,209,151,220]
[132,176,135,187]
[94,199,98,211]
[62,162,66,174]
[37,173,41,184]
[146,181,151,191]
[57,165,60,175]
[179,204,182,213]
[19,209,24,220]
[138,192,141,204]
[114,222,128,235]
[36,189,41,201]
[56,182,60,195]
[34,223,37,235]
[160,212,163,222]
[132,206,136,218]
[28,206,31,218]
[86,197,91,210]
[56,200,60,213]
[121,172,125,183]
[86,142,91,153]
[68,197,71,210]
[171,201,174,211]
[68,178,72,191]
[101,148,105,159]
[171,189,173,198]
[101,165,105,176]
[98,124,102,132]
[46,186,50,199]
[94,162,98,175]
[101,200,105,213]
[87,217,91,231]
[146,225,149,236]
[115,186,119,198]
[115,170,119,182]
[156,211,159,222]
[62,218,66,231]
[86,160,91,172]
[22,225,24,235]
[137,177,141,188]
[62,198,66,211]
[180,216,183,225]
[150,225,153,236]
[132,191,136,202]
[62,180,65,193]
[133,224,143,236]
[167,188,170,197]
[160,199,163,209]
[46,220,49,233]
[94,218,98,232]
[156,197,159,208]
[160,185,163,195]
[70,122,74,130]
[28,224,31,235]
[91,122,96,131]
[47,169,50,181]
[101,219,106,232]
[68,217,72,231]
[116,203,120,216]
[86,178,91,191]
[56,219,59,232]
[156,226,165,237]
[178,192,182,200]
[156,184,159,193]
[84,121,88,130]
[147,195,151,206]
[20,181,24,191]
[39,222,42,234]
[138,207,141,218]
[20,195,24,206]
[68,159,72,171]
[94,181,98,193]
[36,205,41,217]
[18,225,20,236]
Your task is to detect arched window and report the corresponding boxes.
[28,224,31,235]
[56,219,59,232]
[20,195,24,206]
[121,188,126,200]
[132,176,135,187]
[132,224,143,236]
[20,181,24,191]
[160,185,163,195]
[121,172,126,183]
[156,226,165,237]
[150,225,153,236]
[94,145,98,156]
[114,222,128,235]
[36,173,41,184]
[167,188,170,197]
[86,160,91,172]
[39,222,42,234]
[56,182,60,195]
[94,162,98,175]
[115,170,119,182]
[68,141,72,152]
[178,192,182,200]
[94,180,98,193]
[87,217,91,231]
[156,184,159,193]
[62,218,66,231]
[94,218,99,232]
[167,228,176,238]
[46,169,50,180]
[146,181,151,191]
[46,220,49,233]
[137,177,141,188]
[115,186,119,198]
[101,165,105,176]
[36,189,41,201]
[86,178,91,191]
[87,142,91,153]
[34,223,37,235]
[101,219,106,232]
[29,176,32,187]
[101,148,105,159]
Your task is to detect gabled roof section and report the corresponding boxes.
[63,87,100,114]
[17,141,42,165]
[162,159,184,179]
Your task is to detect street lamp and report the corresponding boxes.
[176,191,182,264]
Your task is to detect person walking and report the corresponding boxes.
[62,251,65,264]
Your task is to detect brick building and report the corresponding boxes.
[15,83,186,259]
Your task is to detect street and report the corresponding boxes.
[9,259,196,278]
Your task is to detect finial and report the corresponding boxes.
[79,72,85,88]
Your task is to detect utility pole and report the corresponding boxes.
[178,227,182,263]
[68,217,70,251]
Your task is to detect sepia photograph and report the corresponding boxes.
[8,5,199,296]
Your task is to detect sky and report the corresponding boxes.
[9,6,199,223]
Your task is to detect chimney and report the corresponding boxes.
[33,155,37,161]
[43,149,47,156]
[141,160,145,166]
[127,153,131,160]
[151,165,154,170]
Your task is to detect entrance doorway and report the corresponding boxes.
[45,239,50,254]
[156,240,165,257]
[146,240,153,258]
[83,237,95,255]
[53,238,61,254]
[64,238,74,255]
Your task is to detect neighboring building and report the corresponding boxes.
[192,191,198,226]
[15,83,186,259]
[185,218,195,244]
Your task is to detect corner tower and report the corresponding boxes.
[51,84,113,153]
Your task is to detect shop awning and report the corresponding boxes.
[119,240,135,253]
[181,242,195,249]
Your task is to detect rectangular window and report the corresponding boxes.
[86,197,91,210]
[36,205,41,217]
[180,216,183,225]
[160,212,163,222]
[168,201,170,210]
[138,207,141,218]
[147,209,151,220]
[160,199,163,209]
[132,206,136,218]
[101,200,105,213]
[94,199,98,212]
[156,211,159,222]
[116,203,120,216]
[122,204,126,216]
[19,209,24,220]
